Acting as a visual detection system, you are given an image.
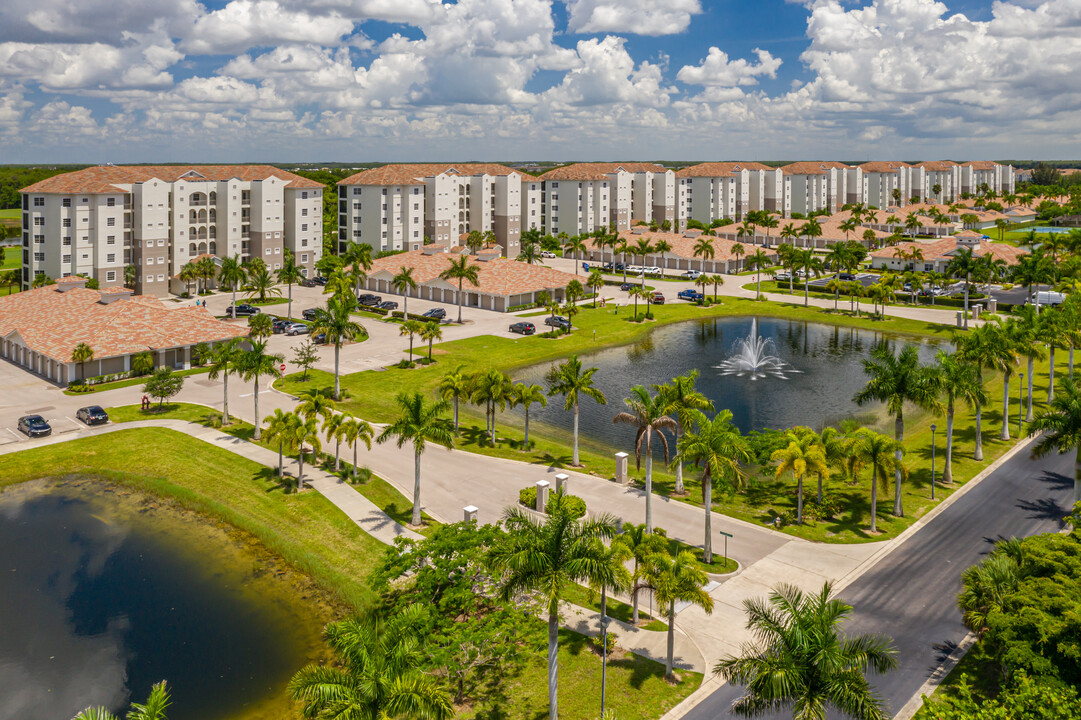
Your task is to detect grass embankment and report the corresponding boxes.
[276,298,1042,543]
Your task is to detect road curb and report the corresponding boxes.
[892,632,976,720]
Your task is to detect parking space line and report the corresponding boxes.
[6,427,23,442]
[66,416,84,430]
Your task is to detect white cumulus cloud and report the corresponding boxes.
[563,0,702,36]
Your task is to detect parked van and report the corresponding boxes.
[1028,291,1066,307]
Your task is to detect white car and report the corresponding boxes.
[682,270,702,279]
[645,266,661,274]
[540,250,556,258]
[774,271,792,281]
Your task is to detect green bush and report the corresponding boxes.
[916,674,1081,720]
[517,488,587,518]
[519,486,537,507]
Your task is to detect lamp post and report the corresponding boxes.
[1019,372,1025,437]
[599,615,611,715]
[930,423,937,500]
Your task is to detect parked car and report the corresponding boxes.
[422,307,447,320]
[774,271,791,281]
[378,301,399,310]
[17,415,51,438]
[682,270,702,279]
[581,262,590,272]
[272,318,292,334]
[837,272,857,281]
[225,303,260,317]
[509,322,536,335]
[1029,290,1066,307]
[301,308,318,321]
[540,250,557,258]
[602,262,614,271]
[644,266,661,275]
[357,294,382,306]
[620,283,633,291]
[312,276,329,286]
[677,289,704,301]
[75,406,109,426]
[545,315,571,329]
[652,292,666,304]
[614,262,625,272]
[284,322,310,336]
[299,278,317,287]
[312,332,327,344]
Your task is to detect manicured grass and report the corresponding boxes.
[0,208,20,219]
[337,465,440,536]
[251,297,289,306]
[561,583,666,630]
[105,401,226,425]
[63,366,212,395]
[1,246,18,270]
[0,428,384,610]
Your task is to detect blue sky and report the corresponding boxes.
[0,0,1078,163]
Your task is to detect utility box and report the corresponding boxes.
[615,452,629,484]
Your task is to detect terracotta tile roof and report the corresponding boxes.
[858,161,910,173]
[21,165,322,194]
[536,162,670,182]
[917,161,959,171]
[963,161,998,170]
[675,162,773,178]
[818,161,855,171]
[869,237,1027,265]
[367,247,580,296]
[0,286,248,364]
[588,230,769,263]
[780,162,831,176]
[338,163,521,186]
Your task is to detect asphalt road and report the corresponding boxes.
[682,443,1076,720]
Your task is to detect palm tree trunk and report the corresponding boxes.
[231,286,237,319]
[458,280,464,323]
[665,601,676,677]
[870,468,878,533]
[524,406,531,449]
[644,436,654,533]
[352,441,358,480]
[1049,346,1056,402]
[796,473,804,524]
[403,294,408,321]
[572,402,580,466]
[453,397,459,432]
[1074,446,1081,507]
[222,370,230,424]
[334,440,341,471]
[278,439,284,477]
[253,379,262,440]
[333,343,341,400]
[288,282,293,320]
[817,472,823,505]
[943,403,955,484]
[804,281,809,307]
[974,403,984,461]
[547,608,559,720]
[1000,374,1011,441]
[963,273,970,329]
[703,474,712,564]
[674,423,684,494]
[1027,356,1035,422]
[894,415,904,517]
[412,446,423,526]
[298,448,305,491]
[490,406,496,445]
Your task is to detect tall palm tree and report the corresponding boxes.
[264,408,300,478]
[1012,305,1046,422]
[323,412,346,471]
[238,339,284,440]
[71,342,94,382]
[341,241,373,297]
[492,494,619,720]
[564,235,587,275]
[746,249,770,297]
[771,431,829,525]
[377,392,454,526]
[647,549,714,677]
[420,321,442,362]
[439,255,480,323]
[632,238,654,286]
[731,242,745,271]
[613,385,677,532]
[676,409,750,562]
[955,322,1009,460]
[653,239,673,278]
[946,247,979,329]
[294,416,322,490]
[391,266,418,320]
[196,255,217,294]
[276,250,304,320]
[289,604,452,720]
[218,254,246,318]
[338,416,374,481]
[511,381,547,450]
[399,318,424,362]
[715,582,897,719]
[471,368,512,445]
[613,522,669,626]
[853,343,942,517]
[692,236,715,273]
[309,295,364,401]
[206,338,241,424]
[995,319,1022,440]
[852,429,906,533]
[792,248,822,307]
[73,681,171,720]
[656,370,714,495]
[957,538,1026,636]
[439,365,469,432]
[934,351,987,484]
[1038,310,1068,403]
[248,312,273,339]
[1028,376,1081,506]
[587,268,605,307]
[545,356,607,466]
[296,387,336,424]
[179,262,198,297]
[243,260,280,303]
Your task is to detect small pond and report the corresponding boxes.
[513,316,943,453]
[0,484,326,720]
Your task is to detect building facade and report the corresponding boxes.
[19,165,323,296]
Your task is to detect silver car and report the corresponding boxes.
[284,322,310,336]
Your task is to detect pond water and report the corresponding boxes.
[514,316,943,454]
[0,485,324,720]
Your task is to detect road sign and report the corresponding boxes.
[719,530,733,568]
[279,363,286,374]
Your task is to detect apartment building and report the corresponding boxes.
[535,165,611,237]
[961,161,1015,196]
[857,162,912,209]
[19,165,323,297]
[915,161,960,203]
[777,163,831,216]
[535,163,677,234]
[675,162,771,224]
[337,164,525,257]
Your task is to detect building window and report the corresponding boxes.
[301,191,308,199]
[382,188,387,196]
[157,274,164,281]
[106,271,116,281]
[33,217,44,226]
[107,253,116,263]
[301,239,308,247]
[63,218,71,227]
[107,197,116,207]
[34,252,45,261]
[107,235,116,244]
[301,208,308,217]
[107,217,115,226]
[301,223,308,231]
[63,254,71,263]
[301,253,308,263]
[62,198,71,207]
[33,197,44,207]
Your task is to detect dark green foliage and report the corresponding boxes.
[745,428,790,465]
[1030,162,1060,187]
[0,166,88,208]
[916,674,1081,720]
[143,368,184,409]
[518,487,587,518]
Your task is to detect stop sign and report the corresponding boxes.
[279,363,286,374]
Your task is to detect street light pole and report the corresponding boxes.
[930,423,937,500]
[600,615,610,716]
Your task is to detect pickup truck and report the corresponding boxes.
[677,289,704,301]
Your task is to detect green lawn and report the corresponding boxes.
[64,366,212,395]
[0,208,20,220]
[561,583,667,631]
[1,246,18,270]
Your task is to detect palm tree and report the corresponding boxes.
[746,249,770,297]
[323,269,352,299]
[1012,250,1052,312]
[492,494,618,720]
[391,266,418,320]
[958,538,1026,636]
[294,416,322,490]
[218,255,246,318]
[197,255,217,294]
[73,680,171,720]
[771,431,829,525]
[471,368,512,445]
[800,218,823,250]
[715,582,897,720]
[676,409,750,561]
[1038,309,1068,403]
[934,351,987,484]
[439,255,480,323]
[852,429,906,533]
[276,250,304,320]
[1028,376,1081,506]
[586,537,632,623]
[708,274,724,302]
[946,247,979,329]
[692,236,715,273]
[994,319,1022,440]
[760,213,779,246]
[439,365,469,432]
[400,318,424,362]
[71,342,94,382]
[323,413,346,471]
[289,605,452,720]
[825,278,845,311]
[420,321,442,362]
[248,312,273,339]
[511,382,547,450]
[264,409,300,478]
[1012,305,1046,422]
[648,550,715,677]
[653,239,673,278]
[731,242,745,271]
[309,295,364,400]
[853,343,942,517]
[564,235,587,274]
[206,338,241,424]
[839,217,858,241]
[792,248,822,307]
[656,370,714,495]
[338,416,374,481]
[377,392,454,526]
[244,260,280,302]
[546,356,607,467]
[296,388,337,424]
[587,268,605,307]
[613,522,669,625]
[238,339,284,440]
[179,262,198,297]
[613,385,677,532]
[341,241,373,297]
[780,222,798,249]
[632,238,654,285]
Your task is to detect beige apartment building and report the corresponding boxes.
[537,163,677,234]
[19,165,323,296]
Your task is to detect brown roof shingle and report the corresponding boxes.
[21,165,322,194]
[675,162,773,178]
[338,163,522,186]
[367,248,580,297]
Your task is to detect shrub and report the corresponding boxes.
[517,488,587,518]
[519,486,537,507]
[396,359,416,369]
[591,632,617,655]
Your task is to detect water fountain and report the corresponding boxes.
[716,318,798,380]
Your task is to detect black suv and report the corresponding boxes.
[357,294,382,307]
[378,301,399,310]
[302,308,318,321]
[75,406,109,425]
[422,307,446,320]
[509,322,536,335]
[226,303,260,317]
[17,415,51,438]
[272,317,293,334]
[312,276,329,286]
